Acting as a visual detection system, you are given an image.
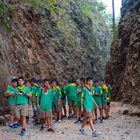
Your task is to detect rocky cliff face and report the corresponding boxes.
[0,0,109,91]
[105,0,140,105]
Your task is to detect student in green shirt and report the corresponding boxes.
[15,77,32,136]
[61,82,67,118]
[75,79,83,124]
[100,80,108,119]
[5,78,18,128]
[38,79,54,132]
[65,79,77,118]
[94,81,103,123]
[79,77,100,137]
[30,78,40,123]
[106,84,112,118]
[52,80,62,122]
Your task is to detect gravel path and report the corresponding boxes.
[0,102,140,140]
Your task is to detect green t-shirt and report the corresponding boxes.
[66,83,77,101]
[94,85,103,105]
[40,87,53,110]
[76,85,82,102]
[101,84,108,102]
[52,87,61,101]
[31,84,40,105]
[61,85,66,101]
[16,86,31,105]
[6,85,17,104]
[81,87,93,109]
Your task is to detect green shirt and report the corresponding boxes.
[40,87,53,110]
[61,85,66,101]
[76,85,82,102]
[81,87,93,109]
[6,85,17,104]
[66,83,77,101]
[31,84,39,105]
[52,87,61,101]
[16,86,31,105]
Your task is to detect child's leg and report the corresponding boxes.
[89,116,96,131]
[21,116,27,129]
[94,108,98,119]
[81,117,88,128]
[99,107,103,118]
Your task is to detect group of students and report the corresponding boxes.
[5,76,111,137]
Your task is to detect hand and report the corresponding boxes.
[81,107,84,113]
[8,92,13,96]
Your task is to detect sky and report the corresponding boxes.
[100,0,122,17]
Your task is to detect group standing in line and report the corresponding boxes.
[5,76,112,137]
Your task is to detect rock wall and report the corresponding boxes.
[105,0,140,105]
[0,0,109,89]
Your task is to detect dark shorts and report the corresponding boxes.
[52,101,62,112]
[68,101,76,108]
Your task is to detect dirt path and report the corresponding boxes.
[0,102,140,140]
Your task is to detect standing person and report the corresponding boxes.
[100,80,108,119]
[66,79,77,118]
[106,84,112,118]
[30,78,40,125]
[37,79,54,132]
[94,81,103,123]
[15,77,32,136]
[5,78,19,128]
[52,80,62,122]
[61,82,67,118]
[79,77,100,137]
[75,79,82,124]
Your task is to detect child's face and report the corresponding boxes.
[18,79,24,86]
[44,81,49,86]
[53,81,57,87]
[76,79,80,85]
[88,80,93,86]
[12,82,17,88]
[95,82,98,86]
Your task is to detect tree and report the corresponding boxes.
[112,0,116,39]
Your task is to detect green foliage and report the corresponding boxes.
[0,1,15,30]
[28,0,63,14]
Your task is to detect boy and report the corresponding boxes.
[79,77,100,137]
[75,79,82,124]
[5,78,18,128]
[15,77,32,136]
[52,80,62,122]
[100,80,108,119]
[38,79,54,132]
[94,81,103,123]
[65,79,77,118]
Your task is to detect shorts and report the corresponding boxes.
[15,104,29,117]
[84,109,93,118]
[9,104,16,115]
[52,101,62,112]
[68,101,76,108]
[102,101,107,109]
[40,110,52,118]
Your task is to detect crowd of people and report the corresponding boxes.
[5,76,112,137]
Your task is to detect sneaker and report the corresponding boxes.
[92,130,101,137]
[93,118,98,124]
[9,124,19,128]
[100,118,103,123]
[74,118,81,124]
[79,128,87,135]
[20,129,27,136]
